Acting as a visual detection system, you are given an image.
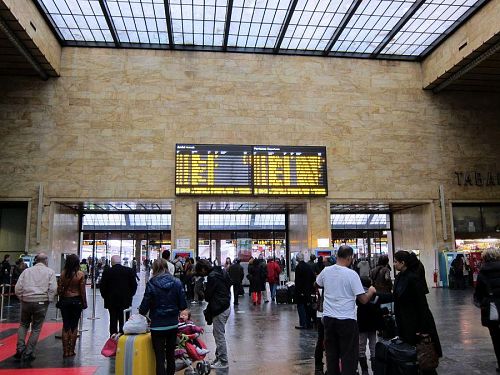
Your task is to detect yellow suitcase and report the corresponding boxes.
[115,333,156,375]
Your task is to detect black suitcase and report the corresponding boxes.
[276,286,288,304]
[287,284,295,304]
[374,338,418,375]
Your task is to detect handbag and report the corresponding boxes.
[101,334,120,357]
[203,307,213,325]
[416,335,439,370]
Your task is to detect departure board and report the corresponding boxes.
[175,144,252,195]
[253,146,327,195]
[175,144,328,196]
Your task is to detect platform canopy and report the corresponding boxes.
[34,0,488,60]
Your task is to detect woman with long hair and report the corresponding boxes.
[393,250,441,374]
[139,259,187,375]
[58,254,87,357]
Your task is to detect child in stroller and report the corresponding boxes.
[175,309,211,375]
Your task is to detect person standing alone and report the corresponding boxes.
[99,255,138,335]
[14,253,57,361]
[316,246,376,375]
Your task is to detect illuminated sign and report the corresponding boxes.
[175,144,327,196]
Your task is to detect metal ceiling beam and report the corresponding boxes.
[432,38,500,93]
[98,0,120,47]
[223,0,234,51]
[273,0,299,53]
[371,0,426,58]
[163,0,175,49]
[0,16,49,80]
[323,0,363,56]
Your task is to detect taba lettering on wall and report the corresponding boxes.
[454,171,500,186]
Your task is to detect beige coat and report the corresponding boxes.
[15,263,57,302]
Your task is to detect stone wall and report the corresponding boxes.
[0,48,499,252]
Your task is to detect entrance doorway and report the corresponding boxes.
[330,212,393,266]
[80,211,172,267]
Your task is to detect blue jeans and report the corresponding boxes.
[269,283,277,300]
[297,303,308,327]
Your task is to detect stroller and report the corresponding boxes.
[175,331,211,375]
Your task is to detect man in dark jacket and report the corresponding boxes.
[228,259,244,305]
[294,252,316,329]
[196,259,231,369]
[100,255,138,335]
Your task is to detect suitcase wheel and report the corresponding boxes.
[196,361,211,374]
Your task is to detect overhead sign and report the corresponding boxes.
[175,144,327,196]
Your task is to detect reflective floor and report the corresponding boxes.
[0,274,497,375]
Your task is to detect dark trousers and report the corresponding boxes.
[60,297,83,331]
[233,284,241,305]
[315,317,325,370]
[323,317,359,375]
[108,306,129,335]
[151,329,178,375]
[489,325,500,368]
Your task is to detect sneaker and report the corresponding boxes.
[211,360,229,369]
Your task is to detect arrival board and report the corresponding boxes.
[175,144,252,195]
[175,144,327,196]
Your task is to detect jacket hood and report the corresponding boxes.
[209,266,224,279]
[150,273,176,289]
[482,261,500,273]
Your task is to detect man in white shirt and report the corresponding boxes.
[316,246,376,375]
[15,253,57,361]
[161,250,176,275]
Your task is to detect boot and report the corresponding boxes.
[68,329,77,357]
[62,330,69,357]
[359,356,369,375]
[370,357,376,375]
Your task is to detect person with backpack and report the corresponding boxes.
[370,255,392,293]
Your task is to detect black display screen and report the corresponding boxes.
[175,144,327,196]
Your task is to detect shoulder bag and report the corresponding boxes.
[416,334,439,370]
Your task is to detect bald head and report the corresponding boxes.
[111,255,121,266]
[35,252,48,266]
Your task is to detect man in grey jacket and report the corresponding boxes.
[14,253,57,361]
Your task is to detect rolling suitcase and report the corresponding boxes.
[116,333,156,375]
[374,338,418,375]
[276,285,288,304]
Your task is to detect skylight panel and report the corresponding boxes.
[107,0,167,44]
[170,0,228,46]
[228,0,289,48]
[281,0,354,51]
[330,0,413,54]
[37,0,113,42]
[380,0,480,56]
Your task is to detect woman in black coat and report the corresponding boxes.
[248,258,265,305]
[393,251,442,375]
[474,248,500,373]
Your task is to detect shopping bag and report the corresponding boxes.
[123,314,148,334]
[101,334,120,357]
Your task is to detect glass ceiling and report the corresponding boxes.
[34,0,488,60]
[331,213,390,229]
[82,213,171,230]
[199,213,286,229]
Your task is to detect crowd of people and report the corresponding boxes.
[5,247,500,374]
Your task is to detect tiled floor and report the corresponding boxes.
[0,275,498,375]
